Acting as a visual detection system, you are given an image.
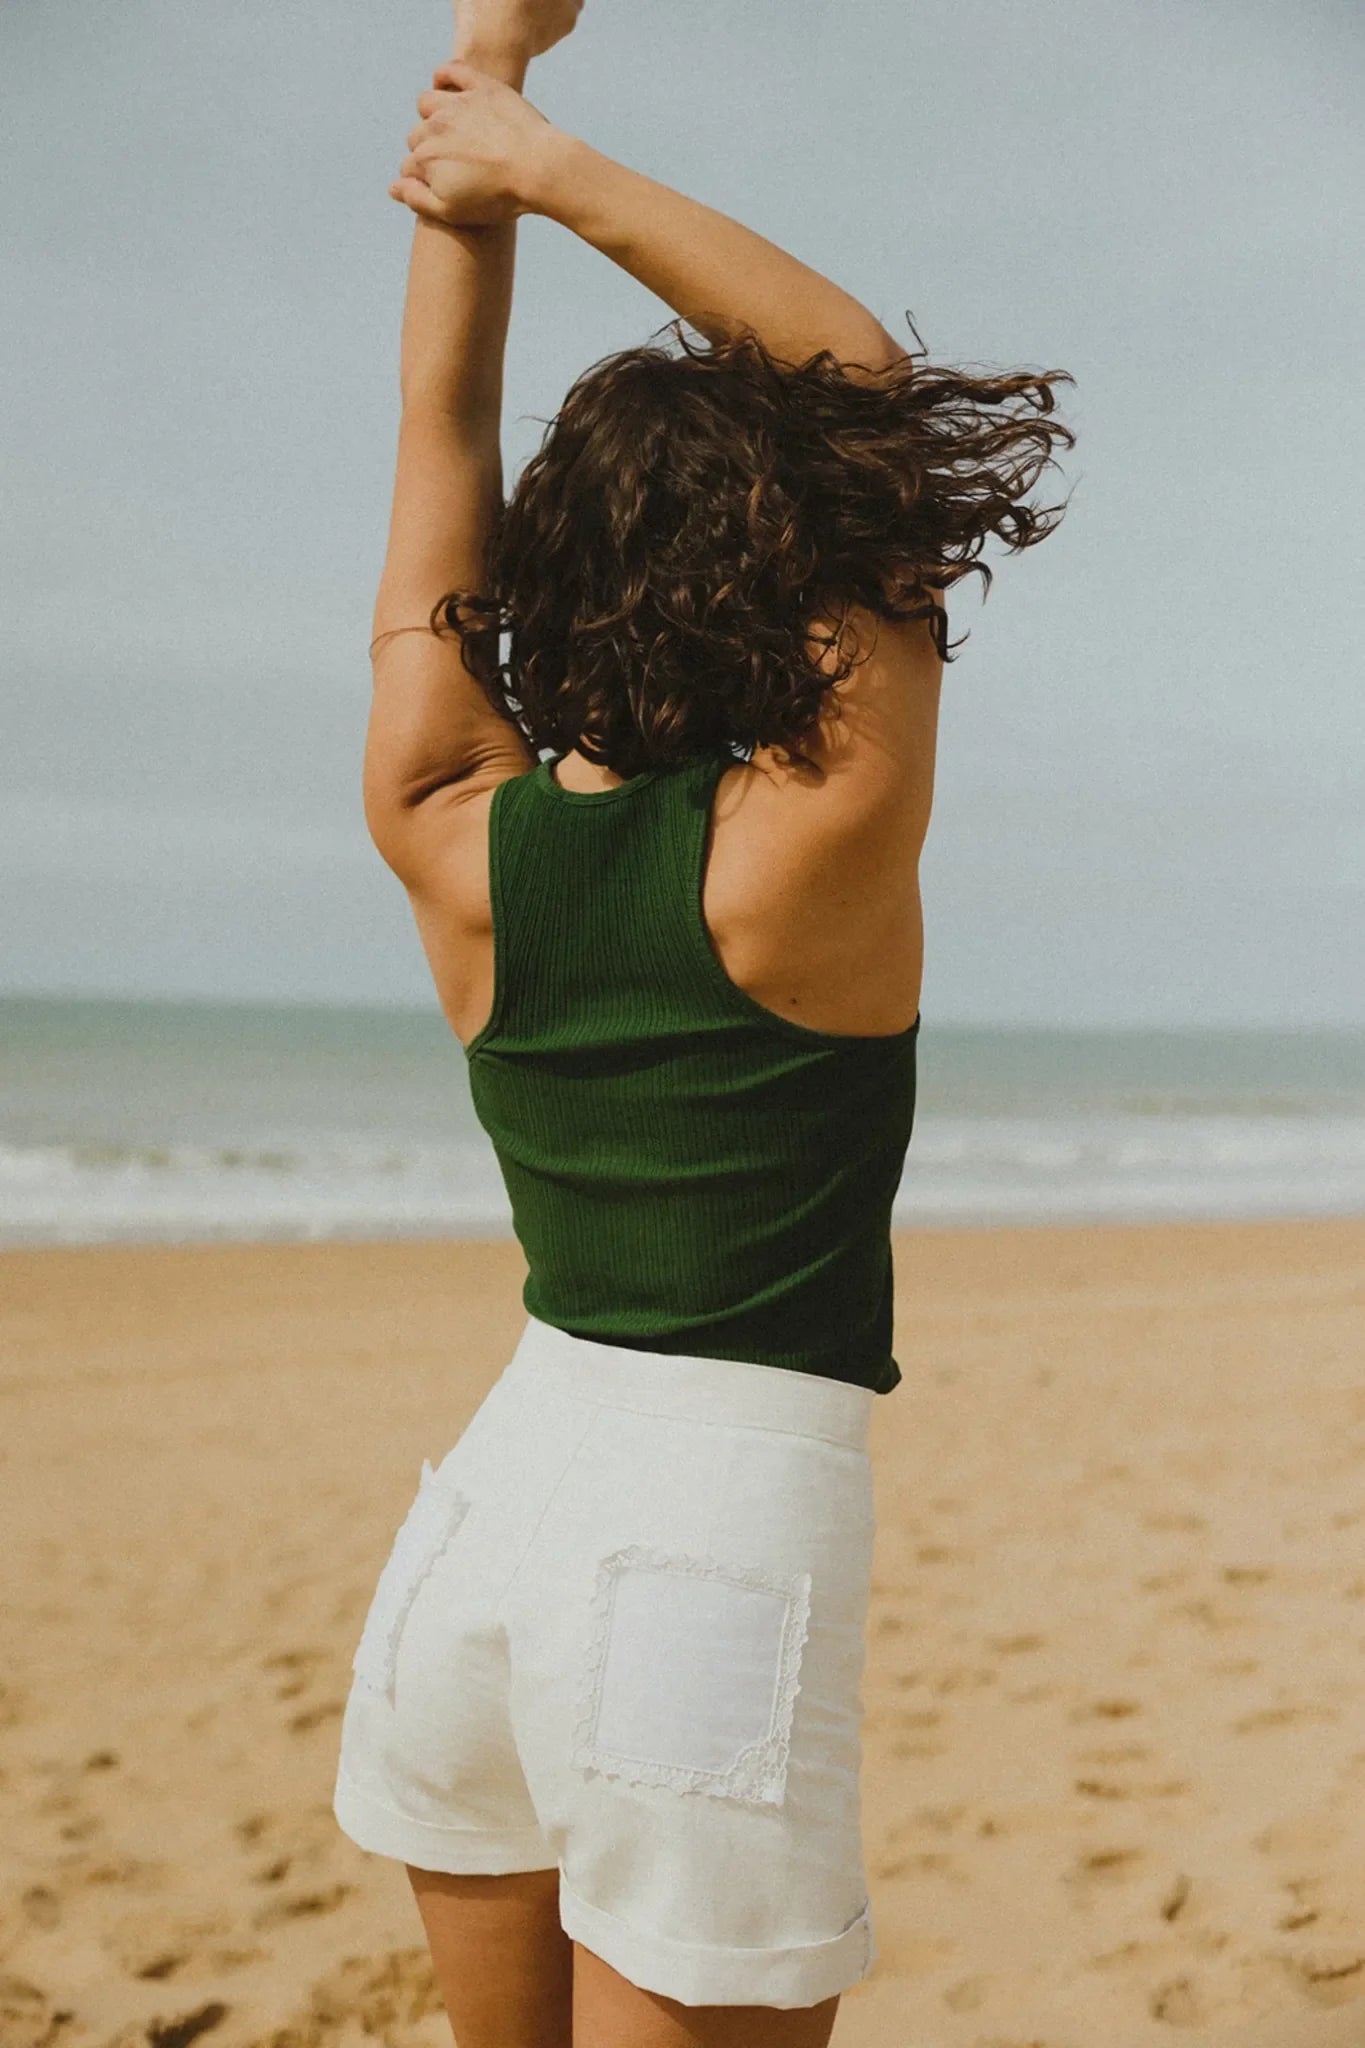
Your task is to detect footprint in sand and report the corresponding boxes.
[889,1705,945,1759]
[1275,1873,1332,1933]
[270,1947,442,2039]
[899,1804,969,1838]
[20,1887,60,1931]
[1169,1595,1256,1635]
[288,1699,345,1734]
[119,1934,265,1986]
[1293,1951,1365,2008]
[0,1976,74,2048]
[933,1665,998,1695]
[137,1955,189,1982]
[253,1883,354,1930]
[1075,1775,1189,1801]
[105,1906,259,1985]
[875,1849,964,1884]
[236,1802,338,1871]
[1063,1846,1146,1892]
[98,2005,231,2048]
[1068,1698,1143,1722]
[1149,1975,1206,2025]
[1138,1569,1191,1593]
[57,1815,101,1845]
[1232,1703,1340,1734]
[262,1645,335,1704]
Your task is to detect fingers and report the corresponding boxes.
[431,59,479,90]
[388,176,444,220]
[392,61,480,218]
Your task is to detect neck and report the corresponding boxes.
[552,749,629,793]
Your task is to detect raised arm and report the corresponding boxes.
[533,138,903,375]
[367,35,912,890]
[421,60,908,375]
[362,5,581,893]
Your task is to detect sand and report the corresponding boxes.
[1,1218,1363,2048]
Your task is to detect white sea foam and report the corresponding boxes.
[891,1113,1365,1225]
[3,1112,1362,1247]
[0,1138,512,1245]
[5,998,1361,1246]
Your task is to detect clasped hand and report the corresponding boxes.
[391,61,564,227]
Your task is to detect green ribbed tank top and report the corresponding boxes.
[464,751,920,1394]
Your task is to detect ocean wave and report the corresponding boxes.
[2,1112,1363,1247]
[0,1137,514,1245]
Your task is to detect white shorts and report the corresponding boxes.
[333,1313,879,2010]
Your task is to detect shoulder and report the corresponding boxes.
[739,599,944,865]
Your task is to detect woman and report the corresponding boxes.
[333,4,1074,2043]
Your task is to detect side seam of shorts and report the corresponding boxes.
[559,1871,877,2011]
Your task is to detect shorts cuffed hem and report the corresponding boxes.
[333,1770,554,1876]
[558,1871,877,2010]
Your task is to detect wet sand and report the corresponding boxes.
[1,1218,1362,2046]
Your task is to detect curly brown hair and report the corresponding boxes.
[431,320,1077,779]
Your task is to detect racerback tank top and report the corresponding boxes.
[464,751,920,1394]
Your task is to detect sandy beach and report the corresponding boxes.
[2,1217,1363,2048]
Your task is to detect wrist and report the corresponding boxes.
[450,37,531,88]
[521,130,604,227]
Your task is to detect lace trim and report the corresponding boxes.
[570,1543,812,1807]
[351,1459,472,1701]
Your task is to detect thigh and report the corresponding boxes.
[408,1865,573,2048]
[574,1943,841,2048]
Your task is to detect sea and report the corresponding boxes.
[1,995,1362,1248]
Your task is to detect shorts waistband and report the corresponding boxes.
[504,1315,872,1453]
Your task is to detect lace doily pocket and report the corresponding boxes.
[570,1545,812,1808]
[351,1460,472,1703]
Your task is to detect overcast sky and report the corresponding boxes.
[3,0,1362,1028]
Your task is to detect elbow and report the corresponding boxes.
[835,323,914,384]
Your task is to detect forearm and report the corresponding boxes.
[531,137,901,372]
[396,36,527,427]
